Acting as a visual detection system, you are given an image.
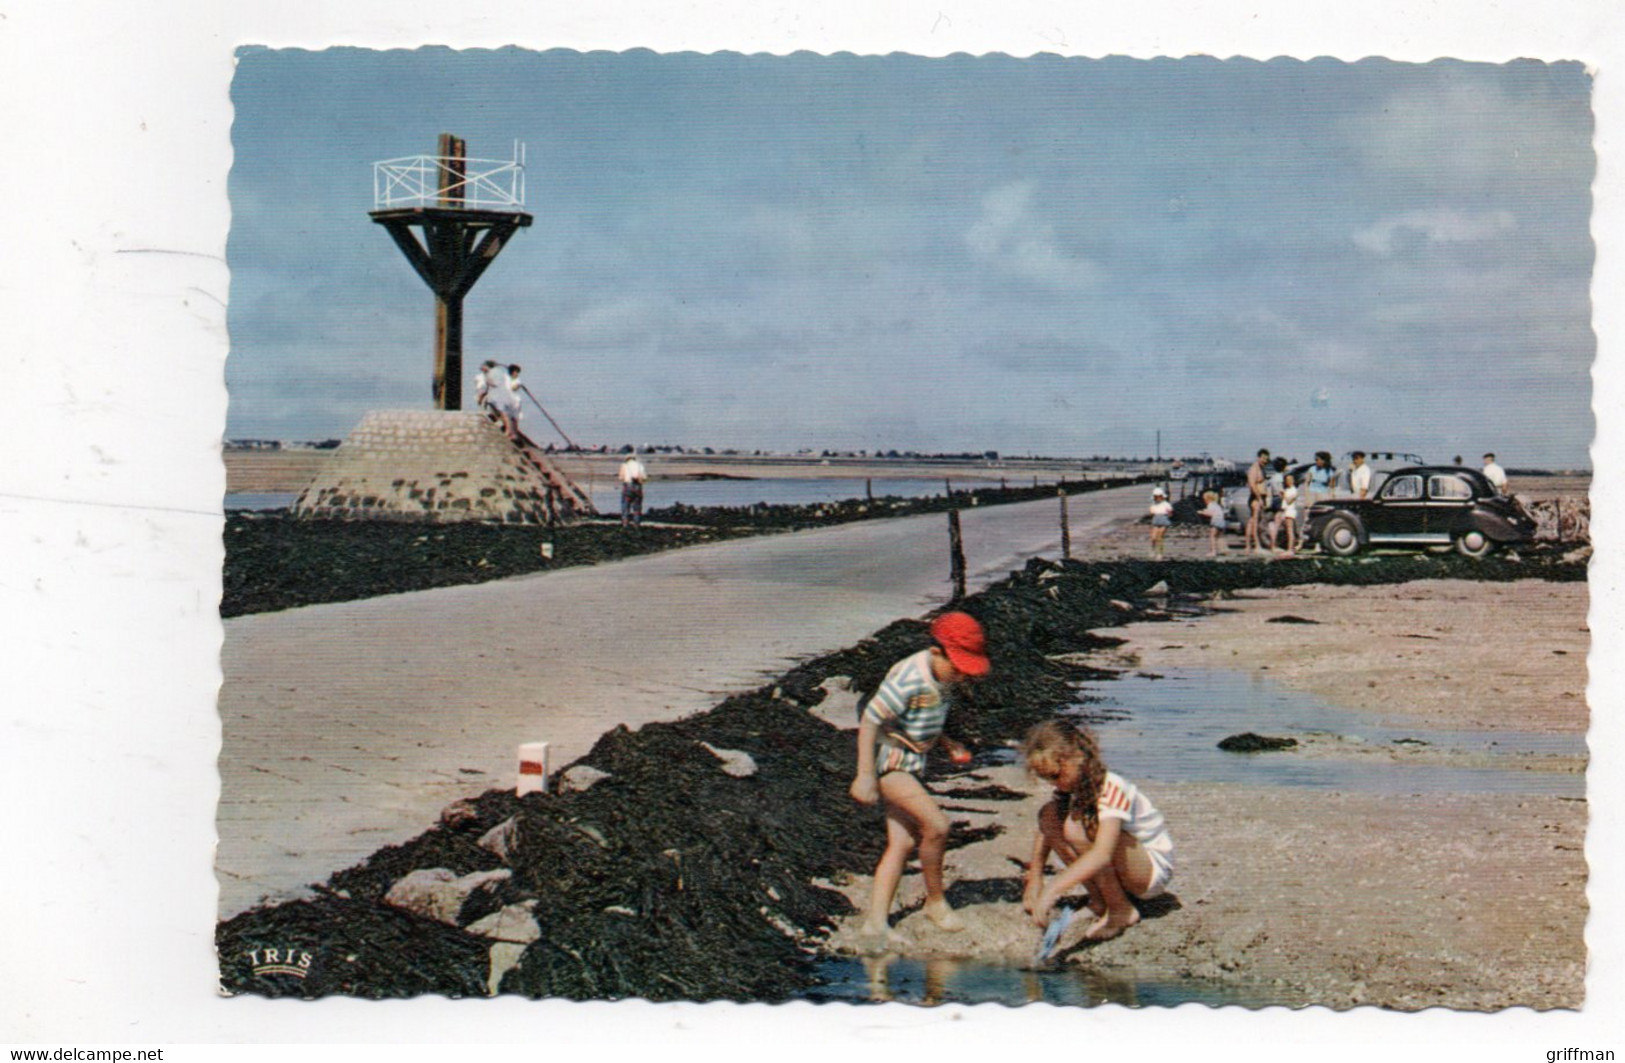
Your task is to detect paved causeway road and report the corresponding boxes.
[217,483,1150,916]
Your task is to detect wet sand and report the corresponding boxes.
[822,573,1589,1010]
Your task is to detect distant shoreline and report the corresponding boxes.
[223,448,1169,495]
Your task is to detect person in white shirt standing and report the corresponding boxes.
[618,453,648,527]
[1348,451,1372,499]
[1482,452,1509,494]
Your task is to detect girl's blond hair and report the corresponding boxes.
[1202,489,1217,502]
[1022,719,1108,835]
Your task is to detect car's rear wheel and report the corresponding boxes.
[1320,517,1362,557]
[1455,529,1496,558]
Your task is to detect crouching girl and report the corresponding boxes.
[1021,719,1174,941]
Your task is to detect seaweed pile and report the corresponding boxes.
[222,516,759,618]
[643,475,1140,530]
[218,549,1586,1001]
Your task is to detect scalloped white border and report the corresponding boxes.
[2,2,1618,1057]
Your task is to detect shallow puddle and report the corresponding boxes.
[1064,667,1584,797]
[809,955,1274,1008]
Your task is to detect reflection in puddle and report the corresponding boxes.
[1069,668,1584,797]
[810,955,1267,1008]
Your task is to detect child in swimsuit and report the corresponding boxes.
[850,611,990,948]
[1022,719,1175,942]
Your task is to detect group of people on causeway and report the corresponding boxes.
[1150,448,1511,560]
[849,612,1172,955]
[1238,447,1331,558]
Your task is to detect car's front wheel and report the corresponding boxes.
[1320,517,1362,557]
[1455,529,1497,559]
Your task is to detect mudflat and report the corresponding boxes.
[824,577,1588,1010]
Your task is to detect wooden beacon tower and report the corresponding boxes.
[328,136,595,523]
[370,135,533,410]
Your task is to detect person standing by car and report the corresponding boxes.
[1274,473,1300,559]
[1348,451,1372,499]
[1482,453,1509,494]
[1302,452,1335,548]
[1245,449,1271,556]
[1265,457,1288,550]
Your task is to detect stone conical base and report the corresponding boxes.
[292,410,591,524]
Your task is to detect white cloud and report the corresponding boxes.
[1352,208,1517,256]
[1343,73,1593,195]
[966,181,1102,290]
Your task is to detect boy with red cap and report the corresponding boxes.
[849,610,991,948]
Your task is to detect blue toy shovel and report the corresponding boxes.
[1033,906,1076,965]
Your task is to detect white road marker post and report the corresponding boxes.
[517,741,550,795]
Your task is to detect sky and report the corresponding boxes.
[227,49,1596,467]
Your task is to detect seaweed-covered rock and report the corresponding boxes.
[1218,732,1300,753]
[700,742,759,778]
[807,677,862,730]
[476,818,520,862]
[383,868,512,925]
[466,903,542,944]
[556,764,613,793]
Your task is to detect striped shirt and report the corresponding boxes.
[1095,771,1173,856]
[863,649,952,774]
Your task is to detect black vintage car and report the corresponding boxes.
[1303,466,1536,558]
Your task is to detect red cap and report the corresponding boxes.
[930,611,991,677]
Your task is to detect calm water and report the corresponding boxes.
[225,491,300,510]
[810,955,1274,1008]
[223,476,1034,513]
[1067,668,1584,797]
[582,476,1024,512]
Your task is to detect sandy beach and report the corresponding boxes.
[820,573,1588,1010]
